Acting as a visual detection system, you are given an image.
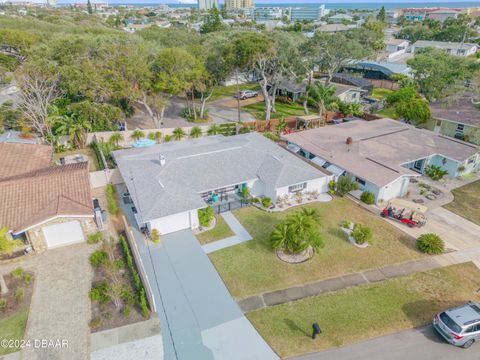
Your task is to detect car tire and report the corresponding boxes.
[463,339,474,349]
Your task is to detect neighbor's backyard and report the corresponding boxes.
[247,262,480,358]
[209,198,423,299]
[243,102,308,120]
[444,180,480,226]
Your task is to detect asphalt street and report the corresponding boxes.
[290,326,480,360]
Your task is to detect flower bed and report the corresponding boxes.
[340,221,369,248]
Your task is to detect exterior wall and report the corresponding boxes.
[439,120,480,145]
[27,217,96,253]
[425,155,460,176]
[377,176,411,203]
[338,90,362,104]
[147,209,200,235]
[247,178,265,197]
[274,176,331,201]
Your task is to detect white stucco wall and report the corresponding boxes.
[377,176,411,203]
[275,176,331,200]
[247,179,265,197]
[147,209,200,235]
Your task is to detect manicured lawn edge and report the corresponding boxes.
[247,262,480,358]
[196,215,235,245]
[0,308,29,355]
[444,180,480,226]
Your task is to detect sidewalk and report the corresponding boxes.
[202,212,252,254]
[238,253,467,313]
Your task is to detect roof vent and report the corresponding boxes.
[159,155,166,166]
[346,137,353,145]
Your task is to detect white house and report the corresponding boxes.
[411,40,478,57]
[114,133,331,235]
[284,119,479,203]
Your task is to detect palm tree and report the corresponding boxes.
[164,134,173,142]
[148,131,162,143]
[300,207,321,224]
[109,132,124,148]
[308,81,338,126]
[55,114,91,149]
[172,127,186,141]
[189,126,202,138]
[207,124,220,136]
[130,129,145,142]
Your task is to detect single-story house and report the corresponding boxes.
[0,143,95,252]
[426,9,460,22]
[317,24,355,33]
[342,60,412,80]
[385,39,410,54]
[270,78,366,103]
[283,118,479,203]
[431,96,480,145]
[411,40,478,57]
[113,132,332,235]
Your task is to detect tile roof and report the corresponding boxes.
[0,143,53,181]
[0,145,93,233]
[284,118,478,187]
[114,133,326,222]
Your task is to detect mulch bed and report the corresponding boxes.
[0,271,34,320]
[90,241,146,333]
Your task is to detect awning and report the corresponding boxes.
[326,164,345,176]
[310,156,327,167]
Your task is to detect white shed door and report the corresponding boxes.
[43,220,85,249]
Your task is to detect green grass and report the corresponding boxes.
[444,181,480,226]
[248,262,480,358]
[209,83,261,102]
[53,147,100,172]
[372,88,394,100]
[0,308,29,355]
[243,101,308,120]
[196,215,235,245]
[209,198,422,299]
[375,106,400,119]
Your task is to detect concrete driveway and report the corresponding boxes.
[132,227,278,360]
[290,325,479,360]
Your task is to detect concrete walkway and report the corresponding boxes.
[239,254,467,313]
[202,211,252,254]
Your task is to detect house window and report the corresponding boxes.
[288,182,307,193]
[355,177,366,186]
[456,124,465,133]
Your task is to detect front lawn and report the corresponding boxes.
[243,102,308,120]
[444,180,480,226]
[209,198,422,299]
[375,106,399,120]
[196,215,234,245]
[372,88,394,100]
[209,83,261,102]
[0,308,29,355]
[248,262,480,358]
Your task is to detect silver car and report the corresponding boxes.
[433,302,480,348]
[237,90,258,100]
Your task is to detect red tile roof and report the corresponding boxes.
[0,143,53,181]
[0,144,93,233]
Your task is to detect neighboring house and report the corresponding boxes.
[284,119,479,203]
[329,14,353,24]
[426,9,460,22]
[0,143,95,252]
[385,39,410,54]
[402,7,461,22]
[0,130,39,144]
[411,40,478,57]
[113,133,331,235]
[342,60,412,80]
[431,96,480,145]
[317,24,355,33]
[270,78,366,103]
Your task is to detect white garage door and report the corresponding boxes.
[43,220,85,249]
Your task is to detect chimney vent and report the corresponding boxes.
[346,137,353,145]
[159,155,166,166]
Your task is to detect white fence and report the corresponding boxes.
[87,125,210,147]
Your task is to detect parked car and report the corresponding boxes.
[236,90,258,100]
[433,302,480,349]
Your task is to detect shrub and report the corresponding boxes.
[351,224,372,245]
[23,273,33,285]
[425,165,448,181]
[416,233,444,255]
[140,289,149,318]
[11,267,24,280]
[87,231,103,244]
[341,220,352,229]
[198,206,215,227]
[360,191,375,205]
[262,197,272,208]
[106,183,119,215]
[89,317,102,329]
[336,176,359,196]
[115,259,125,269]
[328,180,336,195]
[242,186,251,200]
[0,298,7,312]
[90,282,110,304]
[14,287,24,303]
[151,229,160,244]
[276,95,293,104]
[90,250,108,267]
[123,305,131,317]
[0,227,23,254]
[263,132,280,142]
[121,287,137,306]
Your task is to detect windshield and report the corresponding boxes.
[440,312,462,333]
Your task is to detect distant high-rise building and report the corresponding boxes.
[225,0,253,10]
[198,0,218,11]
[290,5,326,22]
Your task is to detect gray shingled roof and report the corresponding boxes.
[114,133,325,223]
